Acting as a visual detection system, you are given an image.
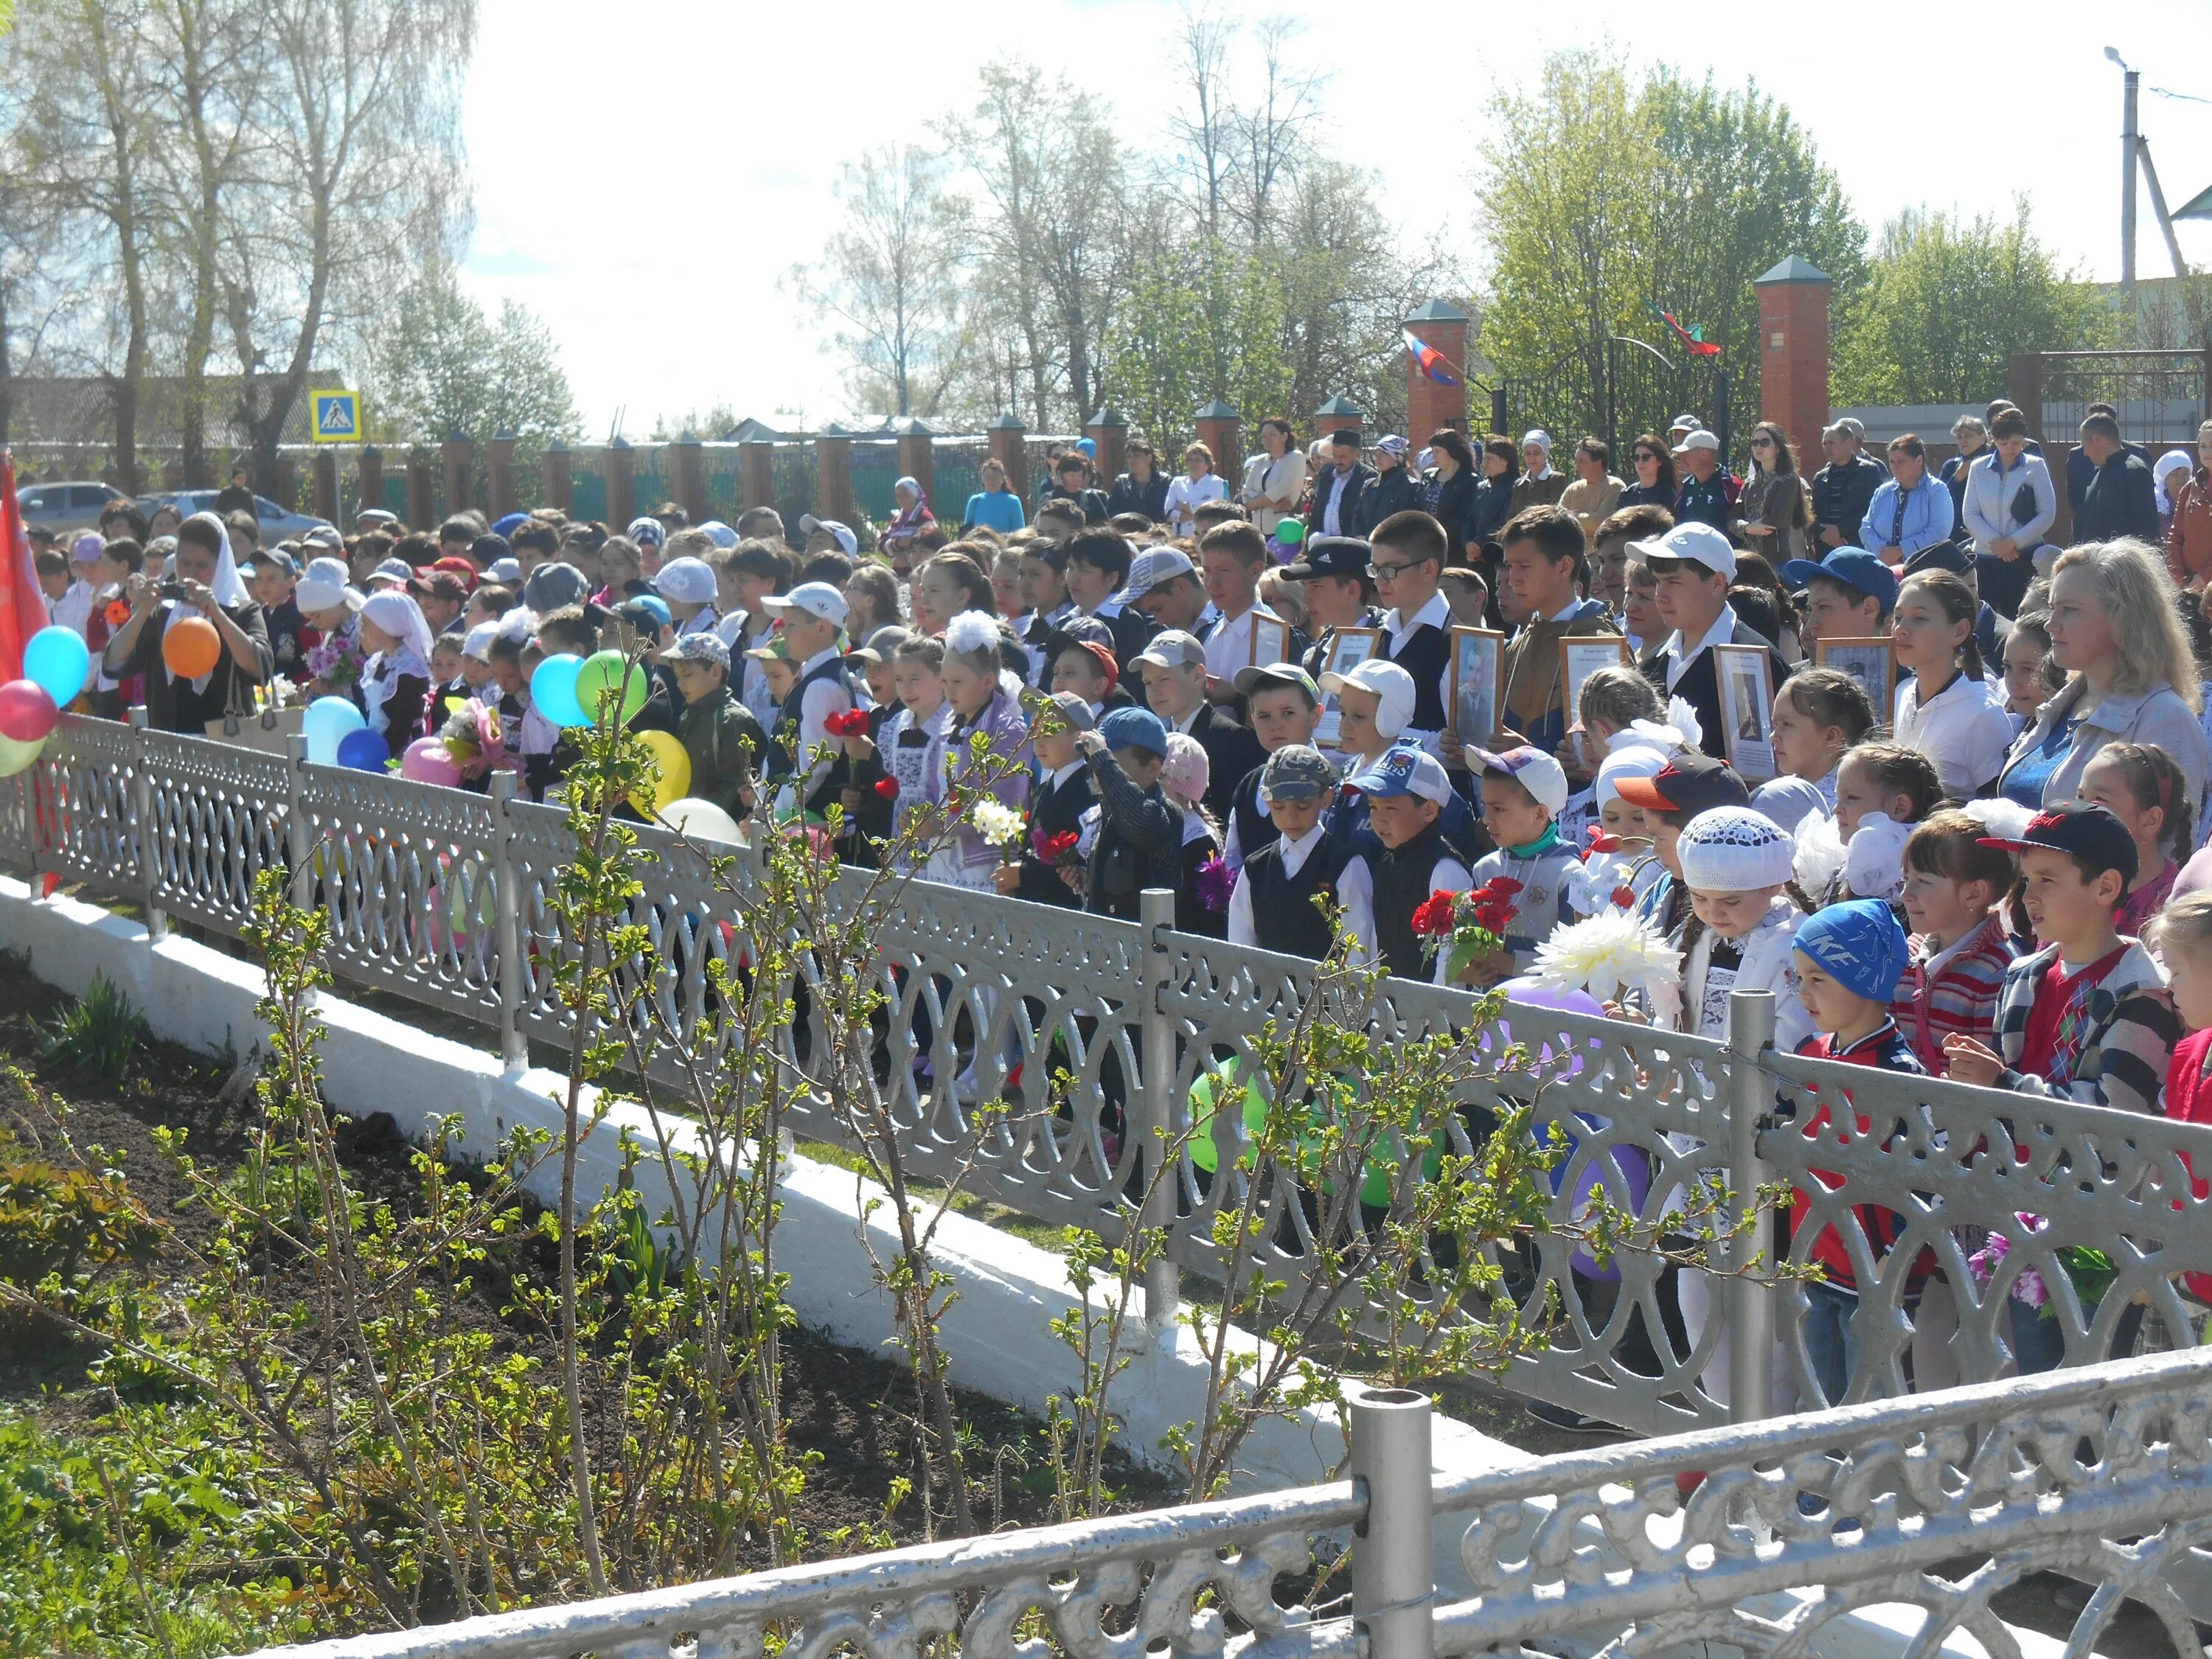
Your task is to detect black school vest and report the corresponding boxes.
[1231,765,1277,866]
[768,654,853,815]
[1243,834,1354,960]
[1382,619,1451,731]
[1371,822,1453,981]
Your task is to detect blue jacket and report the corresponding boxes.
[1860,473,1955,559]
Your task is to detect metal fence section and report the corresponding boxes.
[2032,348,2210,445]
[14,716,2212,1447]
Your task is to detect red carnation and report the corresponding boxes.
[1410,891,1458,936]
[1037,829,1081,861]
[826,709,872,738]
[874,777,900,799]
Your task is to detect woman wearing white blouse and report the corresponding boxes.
[1165,441,1228,538]
[1240,417,1305,535]
[1889,571,2014,796]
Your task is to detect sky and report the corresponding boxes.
[454,0,2212,437]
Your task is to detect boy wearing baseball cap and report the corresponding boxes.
[1227,745,1374,962]
[995,692,1099,908]
[662,631,767,824]
[1351,748,1472,982]
[1632,521,1785,762]
[1135,629,1262,821]
[1222,663,1326,875]
[1463,745,1582,980]
[1074,706,1184,922]
[1611,753,1755,947]
[1945,803,2179,1119]
[758,580,857,821]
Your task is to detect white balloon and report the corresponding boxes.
[659,796,745,846]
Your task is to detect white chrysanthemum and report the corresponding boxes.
[1531,909,1682,1001]
[970,798,1026,847]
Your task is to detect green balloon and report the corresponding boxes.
[573,650,648,726]
[1274,518,1306,546]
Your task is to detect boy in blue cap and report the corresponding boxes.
[1076,706,1184,922]
[1352,746,1472,982]
[1785,897,1924,1408]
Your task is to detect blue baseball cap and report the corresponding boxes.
[1097,706,1168,759]
[1350,745,1453,806]
[1792,898,1910,1004]
[1781,549,1899,615]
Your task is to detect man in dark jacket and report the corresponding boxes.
[1351,436,1422,536]
[1041,452,1110,525]
[663,633,767,823]
[2065,401,2150,513]
[1105,441,1172,522]
[2072,414,2160,545]
[1306,429,1375,540]
[1810,419,1889,551]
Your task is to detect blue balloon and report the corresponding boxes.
[335,728,391,773]
[302,695,367,765]
[531,652,587,728]
[22,626,91,708]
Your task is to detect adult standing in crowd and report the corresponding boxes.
[1241,418,1305,535]
[1997,539,2208,821]
[2168,419,2212,591]
[961,456,1027,535]
[1734,422,1809,563]
[1467,435,1520,552]
[1420,429,1483,563]
[1559,437,1624,545]
[1043,451,1110,525]
[2073,414,2160,546]
[1617,432,1676,511]
[1107,440,1171,522]
[1164,442,1228,539]
[1509,431,1570,516]
[2065,401,2149,514]
[1860,435,1955,566]
[1353,436,1421,536]
[1811,418,1887,552]
[1941,415,1990,542]
[1670,428,1736,537]
[1306,428,1374,541]
[100,512,271,733]
[1961,409,2058,619]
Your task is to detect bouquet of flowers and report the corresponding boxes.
[437,699,511,783]
[824,709,872,740]
[1967,1214,2117,1318]
[970,797,1027,864]
[1194,855,1234,913]
[1564,824,1644,919]
[1410,876,1521,983]
[306,633,364,691]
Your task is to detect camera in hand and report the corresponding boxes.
[159,580,189,601]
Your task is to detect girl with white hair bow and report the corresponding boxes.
[357,589,437,747]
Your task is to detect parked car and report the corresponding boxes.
[15,479,122,539]
[137,489,334,543]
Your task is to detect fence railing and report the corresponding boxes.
[234,1348,2212,1659]
[8,714,2212,1446]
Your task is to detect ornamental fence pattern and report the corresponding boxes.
[9,713,2212,1449]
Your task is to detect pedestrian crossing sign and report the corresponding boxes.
[310,390,359,443]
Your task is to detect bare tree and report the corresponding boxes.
[1227,18,1324,244]
[786,145,967,419]
[1168,3,1237,247]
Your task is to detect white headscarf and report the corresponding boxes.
[2155,449,2195,516]
[164,512,251,693]
[358,590,437,738]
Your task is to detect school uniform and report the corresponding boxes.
[1169,701,1265,824]
[1228,824,1374,962]
[1013,760,1096,908]
[1376,591,1454,757]
[1082,750,1183,922]
[766,647,856,820]
[1368,820,1473,983]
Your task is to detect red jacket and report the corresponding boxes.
[2164,1027,2212,1301]
[1789,1020,1930,1290]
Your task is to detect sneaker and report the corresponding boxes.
[1524,1398,1620,1436]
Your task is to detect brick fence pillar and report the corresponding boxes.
[358,445,384,521]
[543,441,572,515]
[2008,353,2046,441]
[608,437,636,529]
[815,429,855,526]
[488,430,518,519]
[891,418,934,511]
[1403,299,1471,440]
[740,439,775,514]
[312,448,339,522]
[986,413,1027,499]
[1313,395,1366,445]
[1753,255,1832,462]
[442,433,474,518]
[672,431,707,524]
[271,453,298,514]
[407,447,435,529]
[1084,406,1127,491]
[1194,400,1242,477]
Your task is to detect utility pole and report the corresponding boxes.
[2108,47,2141,291]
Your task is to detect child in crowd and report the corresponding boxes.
[757,581,855,822]
[1755,668,1874,832]
[661,632,767,824]
[1319,656,1417,813]
[458,624,498,698]
[2150,895,2212,1214]
[1568,747,1669,919]
[1353,747,1474,982]
[1889,571,2014,799]
[1227,744,1374,961]
[430,631,467,703]
[1438,566,1489,629]
[997,692,1097,909]
[248,550,307,680]
[1051,632,1132,716]
[1464,745,1580,980]
[1562,665,1673,847]
[1161,734,1228,937]
[931,611,1032,891]
[355,591,436,750]
[849,635,951,874]
[35,548,70,616]
[1078,707,1186,923]
[1062,532,1153,671]
[1787,899,1925,1407]
[1196,522,1293,695]
[1820,741,1945,910]
[1614,755,1756,950]
[655,554,720,637]
[2000,616,2058,733]
[1895,810,2019,1074]
[1945,804,2178,1119]
[465,583,515,631]
[1674,806,1815,1051]
[2079,742,2192,939]
[84,537,145,717]
[1222,664,1324,874]
[1621,557,1663,658]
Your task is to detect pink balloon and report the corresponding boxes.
[400,737,462,788]
[0,679,58,743]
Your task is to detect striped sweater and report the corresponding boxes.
[1891,913,2016,1077]
[1992,939,2177,1116]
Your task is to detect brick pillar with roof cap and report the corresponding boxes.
[312,448,339,522]
[543,441,571,515]
[815,426,855,526]
[1193,400,1242,477]
[1403,299,1471,442]
[441,432,473,516]
[891,418,935,514]
[271,453,297,515]
[1084,406,1127,492]
[488,430,518,519]
[358,445,384,520]
[672,430,706,524]
[986,413,1027,498]
[1754,256,1832,465]
[407,446,434,528]
[1313,395,1366,445]
[740,439,774,513]
[608,437,636,529]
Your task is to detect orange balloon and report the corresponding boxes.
[162,616,222,679]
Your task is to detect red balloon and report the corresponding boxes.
[163,616,223,679]
[0,679,58,743]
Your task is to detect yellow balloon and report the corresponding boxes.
[0,731,45,777]
[629,728,692,818]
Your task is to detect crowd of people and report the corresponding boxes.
[29,397,2212,1417]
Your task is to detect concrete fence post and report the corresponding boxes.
[1138,886,1180,1333]
[357,445,384,520]
[284,734,311,911]
[489,429,518,520]
[1348,1382,1434,1659]
[543,440,573,515]
[128,706,165,941]
[1726,988,1778,1425]
[490,771,529,1071]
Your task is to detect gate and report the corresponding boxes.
[1500,336,1729,466]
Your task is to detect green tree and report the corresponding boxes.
[1832,201,2109,406]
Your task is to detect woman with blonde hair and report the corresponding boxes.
[1996,538,2210,821]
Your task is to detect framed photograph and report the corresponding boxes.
[1248,611,1293,669]
[1815,636,1897,717]
[1558,636,1635,731]
[1714,643,1778,782]
[1315,626,1383,748]
[1449,625,1503,748]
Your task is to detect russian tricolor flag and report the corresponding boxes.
[1403,329,1461,388]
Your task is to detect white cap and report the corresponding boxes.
[762,580,850,628]
[1677,805,1798,892]
[1594,746,1669,807]
[1628,520,1736,581]
[655,556,718,605]
[798,514,859,556]
[1319,657,1416,740]
[294,557,359,613]
[462,621,501,661]
[1671,429,1720,456]
[1112,547,1197,607]
[487,557,522,585]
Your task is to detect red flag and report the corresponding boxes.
[0,452,44,682]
